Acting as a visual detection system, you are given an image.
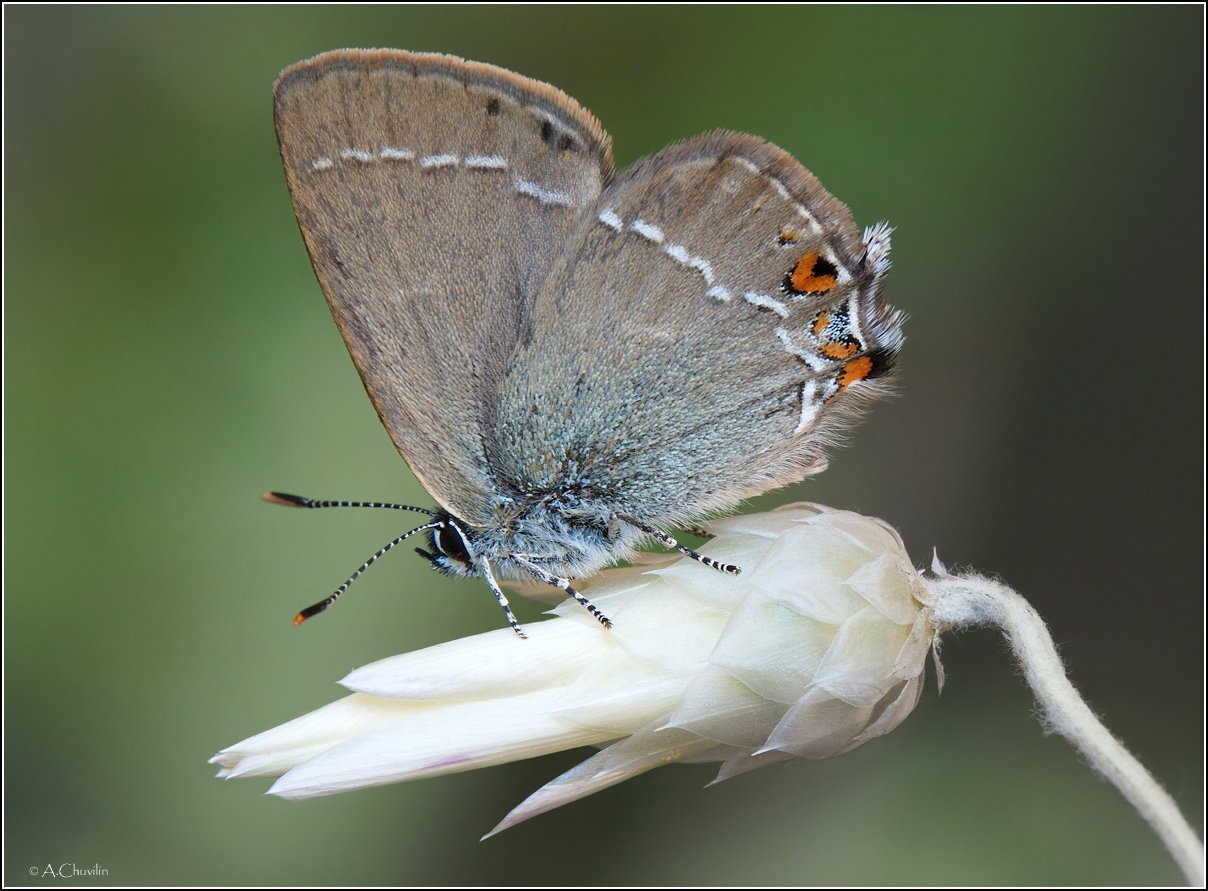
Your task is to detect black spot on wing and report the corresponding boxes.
[864,346,898,380]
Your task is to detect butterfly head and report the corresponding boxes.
[416,513,478,577]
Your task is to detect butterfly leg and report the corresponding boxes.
[511,556,613,629]
[617,514,741,575]
[476,556,528,639]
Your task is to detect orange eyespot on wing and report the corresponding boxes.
[836,355,875,392]
[820,340,860,360]
[784,250,839,295]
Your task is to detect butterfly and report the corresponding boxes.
[267,49,903,636]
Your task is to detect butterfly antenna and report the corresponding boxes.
[263,491,434,515]
[293,521,444,626]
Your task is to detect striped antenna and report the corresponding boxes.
[292,521,443,626]
[262,491,434,515]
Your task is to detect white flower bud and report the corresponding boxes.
[213,503,936,836]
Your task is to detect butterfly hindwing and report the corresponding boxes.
[491,133,904,525]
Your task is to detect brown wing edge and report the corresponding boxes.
[273,48,615,180]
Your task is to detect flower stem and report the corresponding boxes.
[927,570,1205,886]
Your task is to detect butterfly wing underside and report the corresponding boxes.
[492,133,904,525]
[273,50,613,523]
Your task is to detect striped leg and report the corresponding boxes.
[512,556,613,629]
[477,556,528,639]
[618,514,741,575]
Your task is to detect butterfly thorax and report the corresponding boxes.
[422,490,642,582]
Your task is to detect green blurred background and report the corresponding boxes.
[5,6,1202,886]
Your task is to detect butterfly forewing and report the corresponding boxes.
[273,50,614,523]
[492,133,904,525]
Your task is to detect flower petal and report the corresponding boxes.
[853,674,926,748]
[484,728,721,838]
[705,502,823,538]
[749,526,869,624]
[893,612,935,681]
[663,665,788,748]
[708,596,834,703]
[211,693,415,778]
[760,687,877,759]
[341,620,610,700]
[812,605,911,707]
[554,661,686,735]
[268,688,617,799]
[810,508,908,559]
[845,552,925,625]
[710,746,797,784]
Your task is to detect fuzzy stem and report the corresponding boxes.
[927,571,1204,886]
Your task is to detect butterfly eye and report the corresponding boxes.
[784,251,839,295]
[435,523,472,565]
